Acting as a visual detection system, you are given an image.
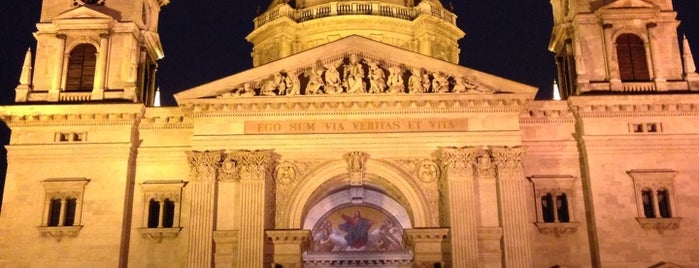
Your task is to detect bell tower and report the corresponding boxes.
[549,0,699,99]
[16,0,169,104]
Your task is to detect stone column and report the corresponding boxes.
[48,34,67,101]
[437,147,479,268]
[185,150,223,268]
[266,230,311,268]
[475,150,503,267]
[229,150,277,267]
[404,228,450,267]
[92,33,110,100]
[492,146,532,268]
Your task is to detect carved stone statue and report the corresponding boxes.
[304,65,325,95]
[285,72,301,96]
[432,72,449,93]
[343,54,366,94]
[344,151,369,172]
[408,68,424,94]
[453,76,478,93]
[366,60,386,94]
[260,73,282,96]
[323,62,343,94]
[238,83,256,97]
[387,66,405,94]
[421,72,431,92]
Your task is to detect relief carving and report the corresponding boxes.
[437,147,479,178]
[475,149,496,179]
[215,53,498,98]
[344,151,370,173]
[226,149,277,181]
[186,150,223,181]
[491,146,525,179]
[416,160,440,183]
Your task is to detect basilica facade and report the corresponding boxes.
[0,0,698,267]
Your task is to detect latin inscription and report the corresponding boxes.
[245,119,468,134]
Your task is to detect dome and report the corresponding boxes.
[268,0,437,10]
[250,0,461,66]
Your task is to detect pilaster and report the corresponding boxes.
[266,229,311,268]
[404,228,450,267]
[228,149,277,267]
[492,146,532,268]
[185,150,223,268]
[436,147,479,268]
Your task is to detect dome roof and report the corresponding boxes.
[267,0,443,10]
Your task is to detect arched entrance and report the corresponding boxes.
[302,188,413,267]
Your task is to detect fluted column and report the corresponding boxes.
[228,150,277,267]
[492,146,532,268]
[185,150,223,268]
[437,147,479,268]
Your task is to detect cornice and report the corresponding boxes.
[569,95,699,118]
[520,100,575,124]
[0,104,145,127]
[180,94,531,118]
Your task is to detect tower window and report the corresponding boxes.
[147,198,176,228]
[616,34,650,81]
[628,170,681,233]
[66,44,97,91]
[529,175,579,236]
[38,178,89,241]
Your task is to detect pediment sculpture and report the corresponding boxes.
[216,53,496,98]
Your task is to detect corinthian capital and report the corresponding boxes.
[436,147,479,178]
[226,149,277,181]
[491,146,525,178]
[186,150,224,181]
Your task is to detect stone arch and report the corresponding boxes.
[286,158,430,229]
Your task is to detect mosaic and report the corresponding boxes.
[310,205,404,252]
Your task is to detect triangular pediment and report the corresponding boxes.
[53,6,117,21]
[174,35,536,103]
[599,0,658,10]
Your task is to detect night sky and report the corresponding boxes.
[0,1,697,202]
[0,1,698,105]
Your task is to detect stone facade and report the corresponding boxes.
[0,0,698,267]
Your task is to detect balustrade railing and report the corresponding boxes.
[254,1,455,28]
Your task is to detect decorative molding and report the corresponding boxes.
[138,227,182,243]
[636,217,681,234]
[344,151,370,173]
[491,146,525,179]
[181,96,529,117]
[415,159,440,183]
[403,228,450,247]
[534,222,579,237]
[37,226,82,242]
[0,112,142,127]
[186,150,223,181]
[570,101,699,118]
[224,149,278,181]
[436,146,479,178]
[140,115,192,129]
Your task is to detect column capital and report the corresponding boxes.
[186,150,223,182]
[436,146,479,178]
[491,146,525,172]
[224,149,278,181]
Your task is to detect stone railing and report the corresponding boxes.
[254,2,456,28]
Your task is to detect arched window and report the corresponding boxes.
[641,189,655,218]
[147,199,160,228]
[147,198,177,228]
[616,34,650,81]
[48,199,62,227]
[542,193,555,223]
[556,194,570,222]
[66,44,97,91]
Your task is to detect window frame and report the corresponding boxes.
[528,175,579,237]
[38,178,89,241]
[627,169,681,233]
[138,180,187,243]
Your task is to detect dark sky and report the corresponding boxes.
[0,1,698,105]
